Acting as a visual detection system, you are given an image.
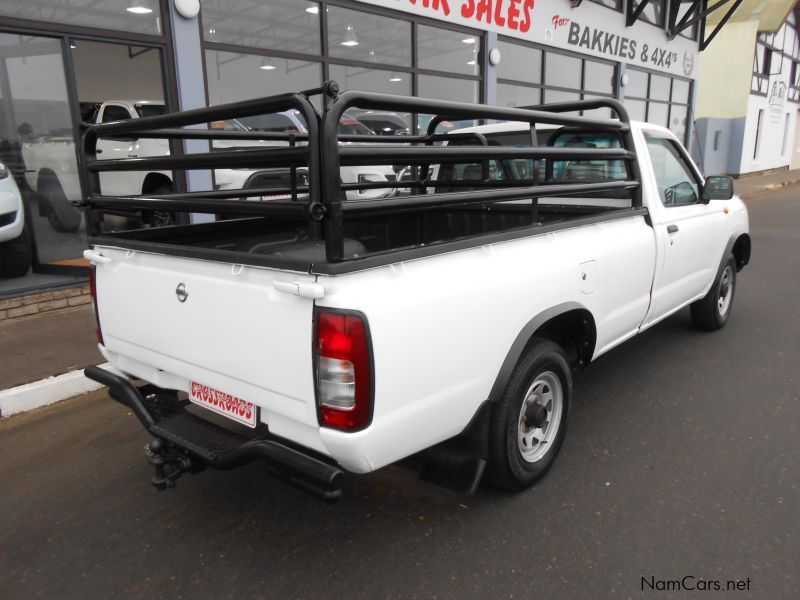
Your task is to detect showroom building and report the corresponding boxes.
[0,0,738,305]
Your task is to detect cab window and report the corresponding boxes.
[645,133,700,206]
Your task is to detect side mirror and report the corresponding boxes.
[702,175,734,202]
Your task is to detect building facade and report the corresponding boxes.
[695,2,800,176]
[0,0,716,299]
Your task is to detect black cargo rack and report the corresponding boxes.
[80,82,644,274]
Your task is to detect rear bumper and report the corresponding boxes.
[84,365,344,500]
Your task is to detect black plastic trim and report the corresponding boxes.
[486,302,592,405]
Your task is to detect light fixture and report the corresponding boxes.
[259,56,276,71]
[306,6,319,14]
[389,75,403,82]
[69,41,76,49]
[467,47,477,66]
[207,26,217,42]
[462,37,476,44]
[341,25,359,47]
[126,0,153,15]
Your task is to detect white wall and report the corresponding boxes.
[738,19,799,174]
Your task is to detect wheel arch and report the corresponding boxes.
[732,233,751,271]
[141,172,172,195]
[487,302,597,405]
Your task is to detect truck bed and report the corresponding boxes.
[92,199,641,274]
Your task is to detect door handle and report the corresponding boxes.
[667,224,679,234]
[95,149,103,154]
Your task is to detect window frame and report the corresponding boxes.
[199,0,485,133]
[643,130,703,208]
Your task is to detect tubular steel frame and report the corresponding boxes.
[80,82,642,270]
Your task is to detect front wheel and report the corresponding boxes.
[487,338,572,491]
[690,255,737,331]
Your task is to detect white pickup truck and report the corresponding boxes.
[21,99,396,232]
[82,88,750,499]
[0,162,32,278]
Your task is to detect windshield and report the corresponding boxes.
[134,104,166,118]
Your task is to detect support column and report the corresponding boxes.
[483,32,498,106]
[168,0,214,223]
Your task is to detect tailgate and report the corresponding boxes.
[93,246,318,426]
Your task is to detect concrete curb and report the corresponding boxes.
[761,179,800,191]
[0,362,120,418]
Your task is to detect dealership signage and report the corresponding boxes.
[360,0,698,78]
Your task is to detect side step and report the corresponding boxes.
[85,366,344,501]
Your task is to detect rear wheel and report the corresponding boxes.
[0,220,33,279]
[487,338,572,491]
[691,254,736,331]
[40,175,82,233]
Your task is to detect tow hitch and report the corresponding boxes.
[146,438,202,490]
[85,366,344,501]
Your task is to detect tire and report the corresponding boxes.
[690,254,736,331]
[144,184,177,228]
[40,175,82,233]
[487,338,572,491]
[0,220,33,279]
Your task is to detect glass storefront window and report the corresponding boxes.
[202,0,320,55]
[649,74,671,101]
[327,6,411,67]
[647,102,669,128]
[545,52,581,90]
[417,25,480,77]
[624,99,647,122]
[543,89,580,106]
[329,65,412,96]
[497,84,541,108]
[205,51,321,105]
[497,41,541,84]
[668,104,688,141]
[418,75,479,103]
[672,78,690,104]
[583,61,615,95]
[0,0,162,35]
[632,0,666,27]
[0,33,85,266]
[626,68,649,98]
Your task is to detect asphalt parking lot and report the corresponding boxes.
[1,186,798,599]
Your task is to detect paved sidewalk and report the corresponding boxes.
[0,305,102,389]
[735,168,800,199]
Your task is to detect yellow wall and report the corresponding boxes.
[695,20,760,119]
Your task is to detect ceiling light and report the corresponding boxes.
[259,57,276,71]
[389,76,403,82]
[467,59,476,66]
[126,0,153,14]
[306,6,319,14]
[70,42,76,49]
[462,37,476,44]
[341,25,359,47]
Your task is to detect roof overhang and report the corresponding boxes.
[624,0,796,51]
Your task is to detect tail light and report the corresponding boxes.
[315,310,372,431]
[89,265,104,345]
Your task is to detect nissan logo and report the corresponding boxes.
[175,283,188,303]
